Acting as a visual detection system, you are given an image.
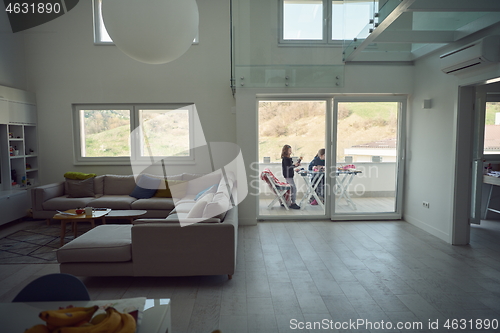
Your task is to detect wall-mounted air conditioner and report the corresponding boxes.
[440,35,500,75]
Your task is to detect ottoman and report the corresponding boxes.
[57,225,134,276]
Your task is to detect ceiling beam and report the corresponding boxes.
[373,30,456,43]
[407,0,500,12]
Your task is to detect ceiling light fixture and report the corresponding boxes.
[102,0,199,64]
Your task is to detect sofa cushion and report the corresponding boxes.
[154,179,187,198]
[57,225,132,263]
[65,177,95,198]
[202,193,231,220]
[183,172,222,195]
[104,175,136,195]
[88,195,136,209]
[175,194,197,205]
[186,200,208,218]
[187,193,214,218]
[130,175,161,199]
[43,196,95,211]
[173,202,196,214]
[131,197,175,210]
[194,184,218,201]
[217,177,234,197]
[94,175,105,195]
[168,180,189,199]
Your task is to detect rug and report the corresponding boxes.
[0,222,92,264]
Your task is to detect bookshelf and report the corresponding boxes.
[0,86,37,225]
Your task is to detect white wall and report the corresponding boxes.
[0,9,26,89]
[23,0,234,183]
[233,0,344,66]
[406,24,500,243]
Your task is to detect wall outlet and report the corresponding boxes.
[422,201,430,208]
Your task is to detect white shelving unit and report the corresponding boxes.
[0,86,38,225]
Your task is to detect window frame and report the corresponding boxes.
[92,0,113,45]
[73,103,196,165]
[279,0,329,45]
[278,0,376,46]
[92,0,199,45]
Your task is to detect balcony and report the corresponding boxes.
[258,162,397,216]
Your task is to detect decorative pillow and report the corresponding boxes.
[186,196,210,218]
[166,180,189,199]
[202,194,231,220]
[65,177,95,198]
[154,180,187,198]
[64,172,97,180]
[194,184,218,201]
[130,175,162,199]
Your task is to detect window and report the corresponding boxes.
[92,0,112,44]
[280,0,378,45]
[92,0,199,44]
[73,104,194,164]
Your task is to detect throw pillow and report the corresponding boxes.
[194,184,218,201]
[187,193,215,218]
[186,199,208,218]
[65,177,95,198]
[202,194,230,220]
[167,180,189,199]
[154,179,187,198]
[64,172,97,180]
[130,175,162,199]
[154,179,171,198]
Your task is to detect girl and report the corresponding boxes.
[281,144,301,209]
[308,148,325,171]
[308,148,326,204]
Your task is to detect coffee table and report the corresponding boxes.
[53,209,111,246]
[103,209,147,224]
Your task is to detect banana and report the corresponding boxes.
[39,305,99,327]
[90,313,107,325]
[52,307,122,333]
[113,312,136,333]
[24,324,51,333]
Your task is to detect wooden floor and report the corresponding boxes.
[260,197,395,216]
[1,219,500,333]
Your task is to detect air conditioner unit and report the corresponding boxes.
[440,35,500,75]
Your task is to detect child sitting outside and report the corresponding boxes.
[308,148,325,205]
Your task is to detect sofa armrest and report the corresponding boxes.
[131,221,236,276]
[31,182,65,211]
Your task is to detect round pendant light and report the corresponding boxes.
[102,0,199,64]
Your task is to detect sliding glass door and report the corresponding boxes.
[258,99,329,218]
[331,98,405,220]
[256,96,405,220]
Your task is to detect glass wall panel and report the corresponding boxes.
[334,101,399,214]
[258,100,326,216]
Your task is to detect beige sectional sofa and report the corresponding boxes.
[55,171,239,278]
[31,174,176,219]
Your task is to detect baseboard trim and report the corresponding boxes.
[404,214,450,243]
[238,217,257,226]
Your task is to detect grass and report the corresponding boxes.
[83,113,190,157]
[485,102,500,125]
[259,101,399,163]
